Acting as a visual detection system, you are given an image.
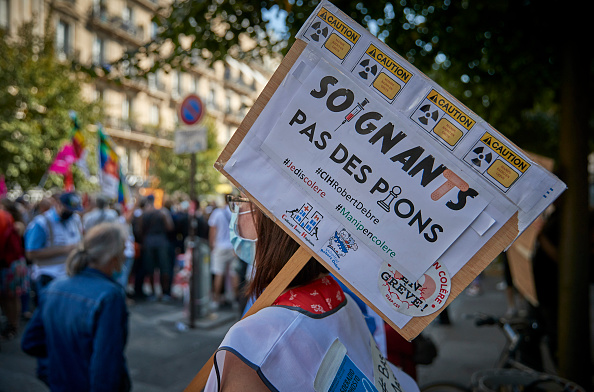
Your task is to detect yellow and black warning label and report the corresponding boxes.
[480,132,530,173]
[434,118,463,146]
[324,33,351,60]
[365,44,412,84]
[487,160,519,188]
[317,8,360,45]
[427,90,476,131]
[373,73,401,100]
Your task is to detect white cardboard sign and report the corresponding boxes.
[220,1,565,327]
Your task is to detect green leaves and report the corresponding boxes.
[0,23,102,190]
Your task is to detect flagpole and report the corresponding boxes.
[38,170,50,189]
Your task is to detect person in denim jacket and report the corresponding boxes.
[22,222,131,392]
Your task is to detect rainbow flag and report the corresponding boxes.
[98,126,130,207]
[70,111,89,176]
[98,127,121,198]
[70,111,85,158]
[117,165,129,207]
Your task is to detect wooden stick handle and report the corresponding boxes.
[184,246,313,391]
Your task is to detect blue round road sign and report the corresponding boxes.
[178,94,205,126]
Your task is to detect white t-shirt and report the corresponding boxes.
[207,206,233,249]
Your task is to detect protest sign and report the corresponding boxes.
[215,0,564,335]
[186,2,565,388]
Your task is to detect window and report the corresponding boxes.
[92,35,105,65]
[150,21,158,39]
[172,71,182,98]
[207,87,216,109]
[56,20,71,60]
[155,70,164,90]
[93,0,107,21]
[0,0,9,30]
[93,88,104,102]
[150,104,159,125]
[148,70,164,91]
[148,73,156,91]
[192,75,199,93]
[225,94,231,113]
[122,96,130,121]
[122,5,133,25]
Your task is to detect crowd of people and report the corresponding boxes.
[0,189,250,390]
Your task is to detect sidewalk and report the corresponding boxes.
[0,267,527,392]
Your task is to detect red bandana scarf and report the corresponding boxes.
[273,275,345,314]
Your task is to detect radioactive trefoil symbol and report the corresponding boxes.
[358,59,378,80]
[418,104,439,125]
[310,22,329,42]
[471,146,493,167]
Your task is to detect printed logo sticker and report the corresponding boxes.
[282,203,323,247]
[378,260,451,316]
[320,228,358,270]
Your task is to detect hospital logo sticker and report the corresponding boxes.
[320,229,358,270]
[282,203,323,247]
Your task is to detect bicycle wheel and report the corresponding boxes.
[471,368,586,392]
[420,382,471,392]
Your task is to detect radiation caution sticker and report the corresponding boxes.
[411,90,476,150]
[378,261,451,317]
[463,132,531,192]
[301,7,361,62]
[351,44,414,103]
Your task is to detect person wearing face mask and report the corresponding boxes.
[24,192,84,296]
[22,222,131,392]
[206,194,419,392]
[23,192,84,385]
[228,194,257,314]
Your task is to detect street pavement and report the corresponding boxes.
[0,265,541,392]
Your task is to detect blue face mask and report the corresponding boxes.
[229,209,256,265]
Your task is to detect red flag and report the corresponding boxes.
[63,168,74,192]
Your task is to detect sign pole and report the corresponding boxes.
[184,246,312,391]
[188,153,197,328]
[176,93,206,328]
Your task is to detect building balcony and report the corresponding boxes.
[103,117,174,148]
[223,78,254,96]
[88,8,145,46]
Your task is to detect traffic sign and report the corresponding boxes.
[178,94,205,126]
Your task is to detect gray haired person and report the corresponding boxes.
[22,222,132,391]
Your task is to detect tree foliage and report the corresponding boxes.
[125,0,593,160]
[0,22,102,191]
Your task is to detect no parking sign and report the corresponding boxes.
[178,94,205,126]
[176,94,207,154]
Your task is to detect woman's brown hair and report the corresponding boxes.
[247,208,327,298]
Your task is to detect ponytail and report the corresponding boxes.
[66,246,91,276]
[65,222,127,277]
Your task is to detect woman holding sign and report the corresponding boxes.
[204,195,418,392]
